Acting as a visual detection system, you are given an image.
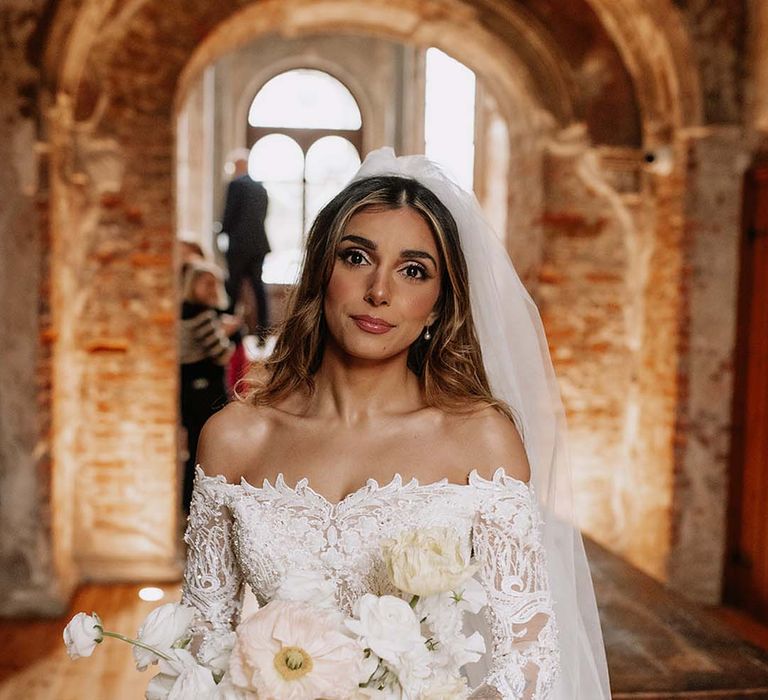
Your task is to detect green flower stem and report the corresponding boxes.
[101,631,174,661]
[409,594,420,609]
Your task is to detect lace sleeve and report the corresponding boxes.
[180,467,244,648]
[471,483,560,699]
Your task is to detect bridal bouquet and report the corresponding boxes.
[63,527,487,699]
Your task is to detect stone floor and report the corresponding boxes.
[2,540,768,698]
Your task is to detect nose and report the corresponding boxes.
[364,267,390,306]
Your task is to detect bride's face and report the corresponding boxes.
[323,206,441,361]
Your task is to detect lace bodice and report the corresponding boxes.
[181,465,560,699]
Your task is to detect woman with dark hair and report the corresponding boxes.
[180,150,610,699]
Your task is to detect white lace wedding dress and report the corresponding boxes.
[181,465,561,699]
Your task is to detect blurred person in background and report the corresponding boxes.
[179,260,242,513]
[178,235,205,285]
[221,148,271,345]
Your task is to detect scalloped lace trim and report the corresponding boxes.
[193,463,531,507]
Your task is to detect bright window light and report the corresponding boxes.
[249,69,362,130]
[248,133,304,183]
[424,48,476,190]
[305,136,361,230]
[249,135,304,256]
[138,587,165,602]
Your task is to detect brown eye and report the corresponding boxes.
[402,263,428,280]
[338,249,369,266]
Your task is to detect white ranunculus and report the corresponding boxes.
[274,569,337,609]
[346,594,425,666]
[63,611,103,659]
[383,528,478,597]
[133,603,196,671]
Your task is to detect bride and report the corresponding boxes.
[181,148,611,699]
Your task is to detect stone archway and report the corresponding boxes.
[37,0,707,608]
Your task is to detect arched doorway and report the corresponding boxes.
[37,0,705,610]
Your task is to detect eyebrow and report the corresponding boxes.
[339,234,438,268]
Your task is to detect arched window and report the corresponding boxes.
[247,68,363,284]
[249,69,362,132]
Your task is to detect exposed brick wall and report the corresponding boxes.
[539,140,637,550]
[0,0,62,615]
[51,100,181,574]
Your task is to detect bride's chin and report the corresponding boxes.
[332,338,409,363]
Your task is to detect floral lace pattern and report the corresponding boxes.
[180,471,245,655]
[181,465,560,699]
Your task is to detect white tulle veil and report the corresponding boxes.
[350,147,611,699]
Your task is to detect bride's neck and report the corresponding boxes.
[307,347,424,425]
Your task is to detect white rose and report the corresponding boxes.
[133,603,196,671]
[274,569,337,609]
[346,594,424,665]
[383,528,477,597]
[63,612,103,659]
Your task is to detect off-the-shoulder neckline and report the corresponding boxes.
[194,464,531,508]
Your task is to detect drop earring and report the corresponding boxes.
[424,325,431,340]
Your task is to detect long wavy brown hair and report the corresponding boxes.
[235,175,514,421]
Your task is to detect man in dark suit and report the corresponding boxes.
[221,151,271,343]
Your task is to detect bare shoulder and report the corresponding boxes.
[450,403,531,484]
[196,400,272,484]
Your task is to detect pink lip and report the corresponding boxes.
[351,315,395,334]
